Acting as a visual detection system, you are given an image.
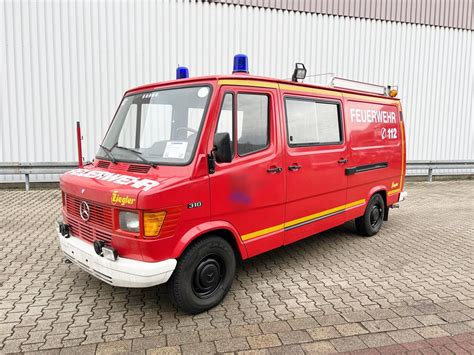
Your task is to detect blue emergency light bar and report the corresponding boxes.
[233,54,249,73]
[176,66,189,79]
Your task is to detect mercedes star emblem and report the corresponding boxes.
[79,201,90,222]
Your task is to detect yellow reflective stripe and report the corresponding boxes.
[279,84,343,98]
[284,205,345,229]
[399,118,405,189]
[240,199,366,242]
[241,223,285,241]
[388,188,401,196]
[218,79,279,89]
[345,199,367,209]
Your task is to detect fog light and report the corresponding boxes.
[102,246,118,261]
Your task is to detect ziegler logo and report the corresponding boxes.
[391,182,399,188]
[111,191,136,206]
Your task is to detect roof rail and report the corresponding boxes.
[329,76,388,96]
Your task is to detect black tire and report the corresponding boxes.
[168,236,236,314]
[355,193,385,237]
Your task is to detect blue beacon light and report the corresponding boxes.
[176,66,189,79]
[232,54,249,74]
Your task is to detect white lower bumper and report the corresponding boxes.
[57,232,176,288]
[399,191,408,202]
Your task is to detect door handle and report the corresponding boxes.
[267,166,283,174]
[338,158,348,164]
[288,164,301,171]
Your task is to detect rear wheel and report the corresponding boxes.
[168,236,236,314]
[355,193,385,237]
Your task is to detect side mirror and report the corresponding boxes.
[213,132,233,163]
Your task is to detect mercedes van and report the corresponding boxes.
[58,55,407,313]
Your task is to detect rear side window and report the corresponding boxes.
[237,94,269,156]
[285,97,342,146]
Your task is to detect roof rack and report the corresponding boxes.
[329,76,388,96]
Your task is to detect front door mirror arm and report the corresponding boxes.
[208,151,216,174]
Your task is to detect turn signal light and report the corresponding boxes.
[143,211,166,238]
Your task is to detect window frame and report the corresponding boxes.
[284,95,344,148]
[235,92,271,157]
[214,91,235,159]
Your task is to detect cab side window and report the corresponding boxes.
[237,94,269,155]
[215,93,234,156]
[285,97,342,146]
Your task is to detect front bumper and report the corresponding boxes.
[57,231,176,288]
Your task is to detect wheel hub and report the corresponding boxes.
[192,256,224,297]
[370,205,383,227]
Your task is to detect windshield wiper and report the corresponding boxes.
[114,145,157,168]
[99,144,117,164]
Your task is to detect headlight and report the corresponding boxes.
[119,211,139,232]
[143,211,166,238]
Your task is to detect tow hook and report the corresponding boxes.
[58,222,70,238]
[94,240,118,261]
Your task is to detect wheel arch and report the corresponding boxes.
[171,221,247,260]
[367,185,388,207]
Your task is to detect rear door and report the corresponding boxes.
[282,92,350,245]
[209,85,285,257]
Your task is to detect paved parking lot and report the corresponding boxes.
[0,181,473,354]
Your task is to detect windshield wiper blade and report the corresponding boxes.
[99,144,117,164]
[115,145,157,168]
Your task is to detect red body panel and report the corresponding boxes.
[60,75,406,264]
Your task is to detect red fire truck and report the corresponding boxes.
[58,55,407,314]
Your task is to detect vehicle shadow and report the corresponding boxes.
[88,220,364,317]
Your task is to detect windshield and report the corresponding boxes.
[98,85,212,165]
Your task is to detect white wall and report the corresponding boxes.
[1,0,473,181]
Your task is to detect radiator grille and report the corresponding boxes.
[65,194,113,245]
[65,195,113,230]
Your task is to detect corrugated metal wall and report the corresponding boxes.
[210,0,474,30]
[0,0,473,181]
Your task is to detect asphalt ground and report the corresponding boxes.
[0,181,473,354]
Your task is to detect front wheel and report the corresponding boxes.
[168,236,236,314]
[355,194,385,237]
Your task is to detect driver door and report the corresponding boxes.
[209,86,285,257]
